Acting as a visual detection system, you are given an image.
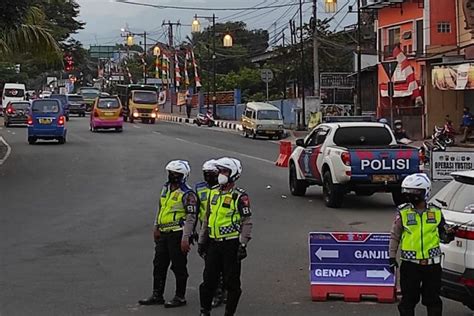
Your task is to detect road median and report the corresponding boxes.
[157,113,243,132]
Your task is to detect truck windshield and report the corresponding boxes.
[81,89,100,98]
[133,91,157,104]
[257,110,281,120]
[98,98,120,109]
[333,127,393,147]
[68,95,84,102]
[32,100,60,113]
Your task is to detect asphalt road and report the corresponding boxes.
[0,117,472,316]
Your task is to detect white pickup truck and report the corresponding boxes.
[288,122,423,208]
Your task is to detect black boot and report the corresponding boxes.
[138,291,165,305]
[164,296,186,308]
[199,309,211,316]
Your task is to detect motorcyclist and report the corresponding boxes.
[393,119,409,141]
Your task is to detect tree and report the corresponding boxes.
[0,3,61,61]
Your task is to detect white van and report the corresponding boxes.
[241,102,284,139]
[2,83,26,111]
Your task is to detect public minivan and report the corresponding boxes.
[2,83,26,112]
[241,102,284,139]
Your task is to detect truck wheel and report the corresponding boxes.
[130,116,134,123]
[252,130,257,139]
[243,129,249,138]
[392,190,406,207]
[289,163,307,196]
[323,171,344,208]
[150,118,156,124]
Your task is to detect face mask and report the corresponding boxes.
[407,194,424,205]
[395,124,402,130]
[168,173,183,184]
[204,172,218,186]
[218,174,229,185]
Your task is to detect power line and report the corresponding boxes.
[115,0,310,11]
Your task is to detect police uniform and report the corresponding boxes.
[195,181,212,223]
[199,186,253,316]
[389,203,453,316]
[152,182,197,301]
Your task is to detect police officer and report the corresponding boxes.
[195,160,227,308]
[389,173,455,316]
[139,160,198,308]
[198,157,253,316]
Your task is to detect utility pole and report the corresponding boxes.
[299,0,306,128]
[162,20,181,111]
[356,0,362,115]
[312,0,319,98]
[212,14,217,117]
[143,31,147,84]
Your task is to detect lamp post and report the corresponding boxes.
[192,14,218,116]
[122,30,148,84]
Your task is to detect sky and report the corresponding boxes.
[75,0,355,48]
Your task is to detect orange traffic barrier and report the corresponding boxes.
[275,141,292,167]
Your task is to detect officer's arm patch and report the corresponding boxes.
[238,194,252,217]
[183,192,198,214]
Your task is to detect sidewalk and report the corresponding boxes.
[157,103,243,131]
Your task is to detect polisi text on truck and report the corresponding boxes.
[360,159,410,171]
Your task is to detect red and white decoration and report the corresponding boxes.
[380,46,423,106]
[175,53,181,90]
[191,49,201,88]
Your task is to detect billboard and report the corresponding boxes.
[432,63,474,90]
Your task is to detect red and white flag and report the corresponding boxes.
[175,53,181,90]
[191,49,201,88]
[392,46,423,106]
[184,51,190,86]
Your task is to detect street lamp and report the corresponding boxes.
[153,46,160,56]
[223,34,233,48]
[192,14,218,116]
[324,0,337,13]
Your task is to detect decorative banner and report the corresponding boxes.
[393,46,423,106]
[184,51,190,86]
[175,53,181,90]
[155,55,160,79]
[430,151,474,181]
[432,63,474,90]
[191,49,201,88]
[161,54,169,84]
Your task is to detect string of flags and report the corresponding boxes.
[153,48,201,90]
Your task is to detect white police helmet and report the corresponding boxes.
[165,160,191,180]
[202,159,218,172]
[215,157,242,182]
[401,173,432,200]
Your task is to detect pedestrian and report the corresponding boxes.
[198,157,253,316]
[186,91,193,119]
[388,173,456,316]
[460,106,473,143]
[138,160,198,308]
[195,159,227,308]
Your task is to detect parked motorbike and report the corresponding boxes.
[421,125,450,164]
[441,118,456,146]
[195,110,215,127]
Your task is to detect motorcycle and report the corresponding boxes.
[195,110,215,127]
[441,119,456,146]
[421,125,451,164]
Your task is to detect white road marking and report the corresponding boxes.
[0,136,12,166]
[152,131,161,135]
[174,137,274,164]
[133,125,141,129]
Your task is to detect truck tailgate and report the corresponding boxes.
[349,147,420,180]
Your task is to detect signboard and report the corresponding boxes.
[431,151,474,181]
[260,69,274,83]
[309,232,395,287]
[89,45,116,59]
[382,62,398,79]
[432,63,474,91]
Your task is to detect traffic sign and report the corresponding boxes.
[260,69,274,83]
[309,232,395,287]
[382,62,398,79]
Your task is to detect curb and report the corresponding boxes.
[157,114,243,132]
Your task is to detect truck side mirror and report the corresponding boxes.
[296,138,305,147]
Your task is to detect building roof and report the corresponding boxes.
[361,0,404,10]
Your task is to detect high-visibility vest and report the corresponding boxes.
[399,205,442,261]
[195,182,211,222]
[155,184,191,232]
[208,188,244,239]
